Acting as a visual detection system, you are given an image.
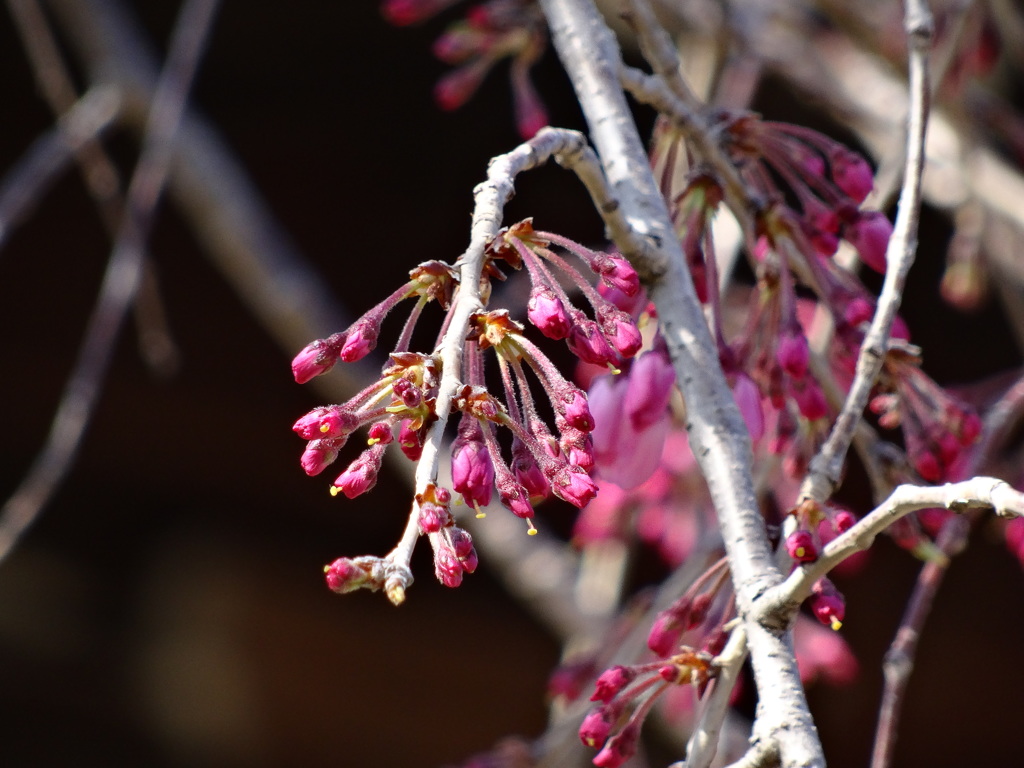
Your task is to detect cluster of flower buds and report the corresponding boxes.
[869,346,982,482]
[380,0,549,138]
[783,498,856,566]
[578,649,714,768]
[291,217,642,596]
[646,557,732,657]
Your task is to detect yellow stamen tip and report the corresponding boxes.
[831,619,843,631]
[319,424,330,433]
[476,511,487,519]
[527,521,538,536]
[329,486,340,497]
[367,438,379,445]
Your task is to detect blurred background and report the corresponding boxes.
[0,1,1021,767]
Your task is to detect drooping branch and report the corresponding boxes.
[800,0,935,505]
[536,1,822,766]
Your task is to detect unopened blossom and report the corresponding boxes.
[592,719,640,768]
[332,443,387,498]
[810,578,846,630]
[787,529,818,563]
[579,701,623,748]
[451,416,495,508]
[829,147,874,203]
[845,210,893,273]
[300,438,345,477]
[527,287,572,339]
[291,333,344,384]
[591,666,636,703]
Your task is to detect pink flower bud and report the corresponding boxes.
[511,65,548,140]
[777,332,810,379]
[291,334,343,384]
[551,466,598,508]
[600,308,643,358]
[398,419,424,461]
[528,289,572,340]
[597,255,640,297]
[625,350,675,430]
[418,501,451,534]
[324,557,371,594]
[568,319,620,367]
[451,430,495,508]
[512,441,549,500]
[846,211,892,273]
[913,450,943,483]
[332,444,385,498]
[794,381,828,421]
[561,388,595,432]
[810,580,846,630]
[593,719,640,768]
[434,61,487,111]
[830,148,874,204]
[731,373,765,443]
[381,0,455,26]
[579,702,621,748]
[590,666,635,703]
[787,529,818,563]
[448,526,474,559]
[834,509,857,533]
[434,547,464,588]
[499,485,535,519]
[367,421,394,445]
[647,610,684,657]
[300,437,344,476]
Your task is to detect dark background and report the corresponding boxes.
[0,2,1021,767]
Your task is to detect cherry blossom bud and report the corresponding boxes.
[512,441,549,500]
[434,546,464,588]
[451,428,494,508]
[794,381,828,421]
[291,333,344,384]
[647,610,685,657]
[787,529,818,563]
[913,450,943,483]
[834,509,857,533]
[367,421,394,445]
[499,484,535,519]
[601,310,643,358]
[332,444,386,498]
[777,332,810,379]
[568,319,619,367]
[590,666,636,703]
[528,289,572,340]
[324,557,372,594]
[597,256,640,297]
[846,211,892,273]
[434,60,487,111]
[511,64,548,139]
[731,373,765,443]
[593,719,641,768]
[418,501,452,534]
[551,466,598,508]
[300,437,345,476]
[340,317,381,362]
[579,702,622,748]
[810,579,846,630]
[561,388,595,432]
[829,148,874,203]
[624,349,675,431]
[398,419,424,461]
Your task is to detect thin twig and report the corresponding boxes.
[799,0,935,505]
[8,0,181,374]
[869,514,968,768]
[0,86,121,248]
[0,0,220,563]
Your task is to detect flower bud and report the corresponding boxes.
[590,665,636,703]
[291,333,344,384]
[829,148,874,203]
[300,437,345,476]
[786,529,818,563]
[846,211,892,273]
[332,444,386,498]
[527,289,572,340]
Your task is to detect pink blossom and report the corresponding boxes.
[829,148,874,203]
[579,702,622,748]
[568,318,619,367]
[339,317,380,362]
[777,332,810,379]
[527,289,572,340]
[592,720,640,768]
[597,255,640,296]
[731,373,765,443]
[845,210,892,273]
[589,373,670,489]
[291,334,343,384]
[787,529,818,563]
[590,666,636,703]
[551,466,598,508]
[624,349,675,430]
[451,428,495,508]
[300,437,344,476]
[561,387,595,432]
[324,557,372,594]
[434,546,464,588]
[332,444,385,498]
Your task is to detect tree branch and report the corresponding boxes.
[537,1,822,766]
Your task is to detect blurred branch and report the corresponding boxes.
[0,0,220,563]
